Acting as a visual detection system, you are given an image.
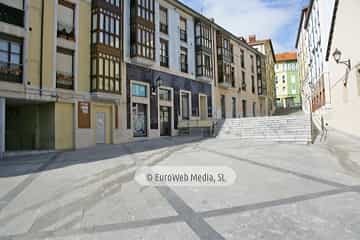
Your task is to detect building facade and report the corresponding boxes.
[296,0,360,137]
[275,52,301,109]
[248,35,276,116]
[0,0,272,156]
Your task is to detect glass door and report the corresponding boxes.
[160,106,171,136]
[133,103,147,137]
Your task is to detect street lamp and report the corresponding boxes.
[152,76,163,94]
[332,48,351,86]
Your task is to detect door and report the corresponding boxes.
[221,95,226,119]
[200,95,207,120]
[96,112,106,144]
[232,97,236,118]
[160,106,171,136]
[242,100,247,118]
[133,103,148,137]
[181,93,190,120]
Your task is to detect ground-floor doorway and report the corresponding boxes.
[160,106,171,136]
[95,112,106,144]
[133,103,147,137]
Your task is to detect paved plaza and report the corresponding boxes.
[0,133,360,240]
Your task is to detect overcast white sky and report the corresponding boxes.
[180,0,309,53]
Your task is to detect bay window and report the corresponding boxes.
[91,53,121,93]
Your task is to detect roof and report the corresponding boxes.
[295,7,309,48]
[248,39,276,62]
[275,52,297,63]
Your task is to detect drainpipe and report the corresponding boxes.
[40,0,44,96]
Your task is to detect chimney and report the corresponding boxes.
[248,35,256,43]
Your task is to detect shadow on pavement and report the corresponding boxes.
[0,136,205,178]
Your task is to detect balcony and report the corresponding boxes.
[0,3,24,27]
[56,71,74,90]
[0,61,22,83]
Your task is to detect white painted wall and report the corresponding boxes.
[323,0,360,137]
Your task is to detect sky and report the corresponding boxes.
[179,0,309,53]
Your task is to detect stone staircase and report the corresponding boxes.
[215,114,312,144]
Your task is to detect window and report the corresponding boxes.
[241,71,246,91]
[92,9,121,48]
[282,75,286,83]
[131,24,155,60]
[250,55,255,73]
[180,47,188,73]
[132,83,147,97]
[251,75,255,93]
[180,17,187,42]
[231,67,235,87]
[135,0,154,22]
[91,54,121,93]
[160,39,169,67]
[0,0,24,27]
[0,36,22,83]
[159,6,168,34]
[57,0,75,40]
[159,88,171,101]
[240,49,245,68]
[196,53,212,78]
[181,92,190,120]
[195,22,213,78]
[56,47,74,90]
[131,0,155,60]
[104,0,121,7]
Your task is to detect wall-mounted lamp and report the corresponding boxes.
[333,48,351,69]
[333,48,351,87]
[152,76,163,94]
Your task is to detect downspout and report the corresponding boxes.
[40,0,44,96]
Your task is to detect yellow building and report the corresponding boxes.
[213,32,266,119]
[0,0,126,156]
[248,35,276,115]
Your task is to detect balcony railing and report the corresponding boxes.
[0,3,24,27]
[57,22,75,41]
[0,61,22,83]
[56,71,74,90]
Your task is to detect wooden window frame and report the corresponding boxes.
[91,8,121,48]
[91,53,121,94]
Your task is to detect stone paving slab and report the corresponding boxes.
[205,192,360,240]
[160,150,334,213]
